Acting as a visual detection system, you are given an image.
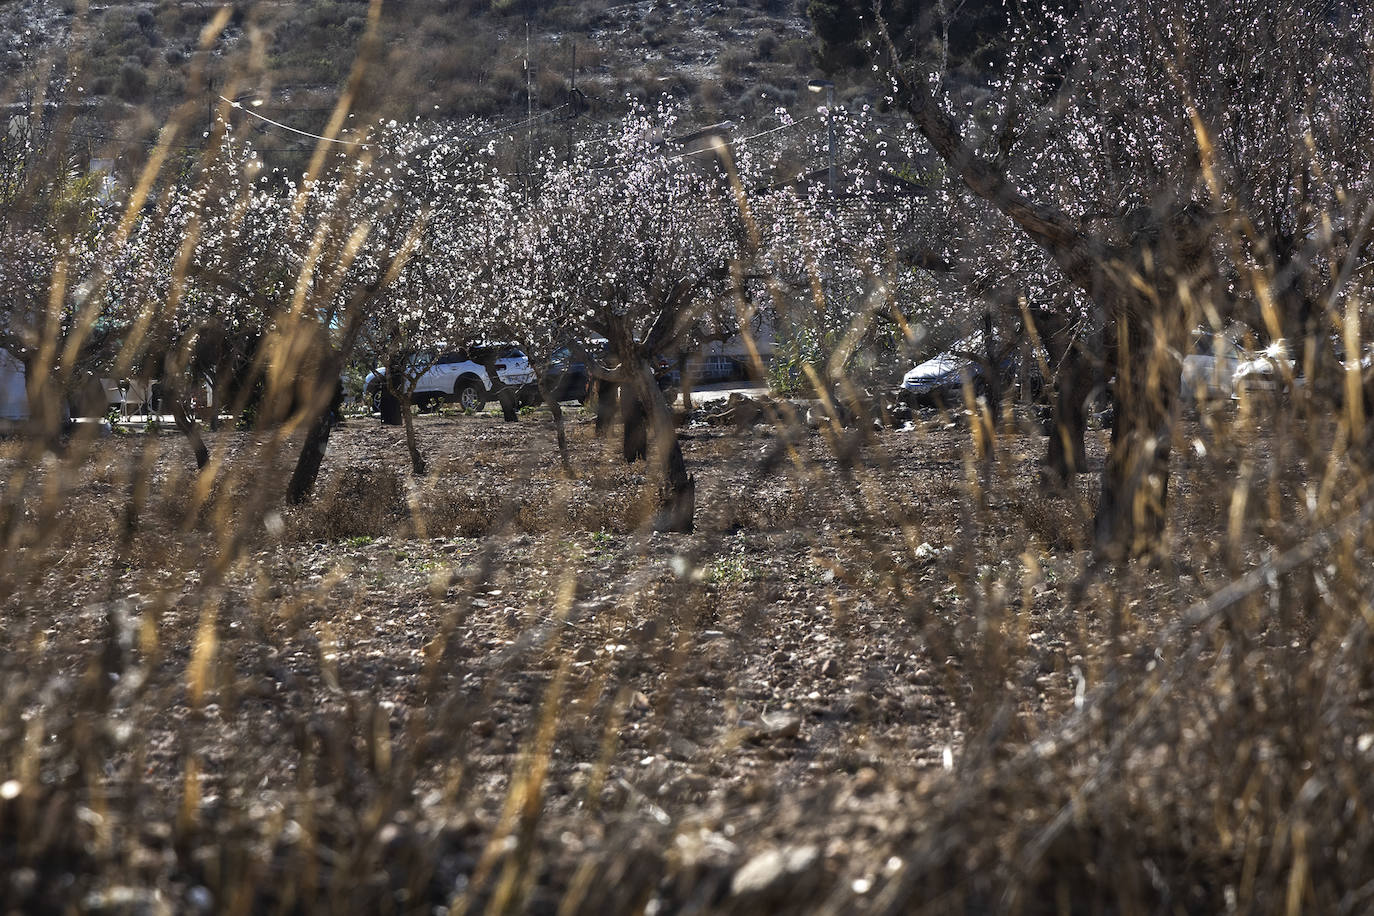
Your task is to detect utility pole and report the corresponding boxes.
[525,21,533,179]
[567,38,576,162]
[807,79,836,203]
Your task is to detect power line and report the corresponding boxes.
[33,122,314,153]
[220,96,369,148]
[33,106,825,173]
[586,115,817,172]
[459,103,571,143]
[673,115,818,160]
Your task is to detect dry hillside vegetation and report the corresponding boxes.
[0,0,818,129]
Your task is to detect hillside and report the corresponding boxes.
[2,0,840,158]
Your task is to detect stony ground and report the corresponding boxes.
[0,402,1281,911]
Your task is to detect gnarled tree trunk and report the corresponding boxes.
[286,351,354,505]
[538,374,573,475]
[1091,246,1197,556]
[400,395,426,476]
[1094,320,1176,557]
[627,359,694,533]
[1036,310,1095,485]
[622,386,648,464]
[167,384,210,471]
[677,351,694,410]
[1045,358,1093,484]
[287,404,334,505]
[888,45,1210,557]
[591,377,617,438]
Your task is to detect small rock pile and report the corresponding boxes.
[678,389,926,433]
[679,393,800,432]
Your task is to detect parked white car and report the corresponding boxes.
[1231,338,1374,402]
[901,333,1017,406]
[1232,340,1294,401]
[364,345,536,412]
[1179,331,1243,402]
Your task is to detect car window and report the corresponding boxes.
[470,346,516,362]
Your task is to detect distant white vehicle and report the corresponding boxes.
[1232,340,1294,401]
[1231,338,1373,402]
[1179,330,1242,402]
[364,344,536,412]
[900,332,1016,406]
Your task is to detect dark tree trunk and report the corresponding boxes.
[539,376,573,474]
[1046,386,1089,484]
[622,387,648,464]
[379,389,403,426]
[658,432,695,533]
[1032,309,1094,485]
[981,311,1003,421]
[1045,349,1094,485]
[287,406,334,505]
[401,397,426,476]
[167,382,210,470]
[592,378,617,438]
[498,388,519,423]
[285,343,360,506]
[629,360,693,533]
[380,355,404,427]
[1093,315,1176,558]
[677,352,694,409]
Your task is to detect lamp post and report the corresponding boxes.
[807,78,836,202]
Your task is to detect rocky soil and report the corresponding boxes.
[0,404,1262,911]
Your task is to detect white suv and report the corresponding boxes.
[365,345,536,412]
[1179,330,1242,403]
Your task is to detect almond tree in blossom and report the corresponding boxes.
[824,0,1374,554]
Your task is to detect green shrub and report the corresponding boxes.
[114,60,149,101]
[755,29,780,60]
[718,46,753,78]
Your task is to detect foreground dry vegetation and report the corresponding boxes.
[4,399,1372,913]
[7,0,1374,908]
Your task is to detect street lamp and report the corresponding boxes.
[807,78,836,202]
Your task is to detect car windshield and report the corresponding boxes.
[927,331,1004,360]
[470,346,524,361]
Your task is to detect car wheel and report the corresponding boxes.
[455,379,486,412]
